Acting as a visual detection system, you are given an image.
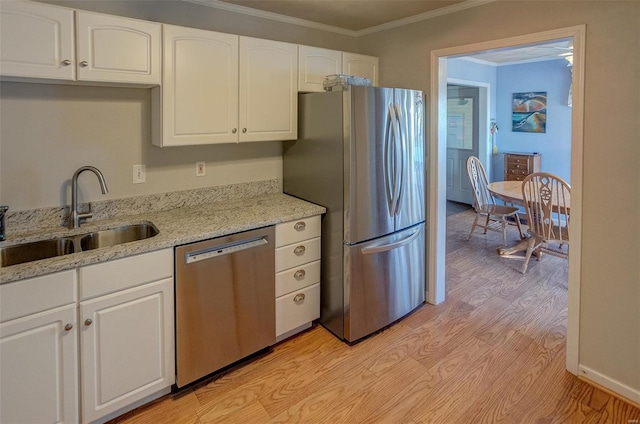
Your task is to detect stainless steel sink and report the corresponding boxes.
[80,223,159,251]
[0,223,159,267]
[0,238,75,267]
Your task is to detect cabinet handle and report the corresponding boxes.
[64,323,73,331]
[293,245,306,255]
[84,318,93,326]
[242,128,247,133]
[294,269,306,279]
[293,293,305,302]
[79,61,89,68]
[62,59,71,66]
[294,221,306,231]
[232,128,237,134]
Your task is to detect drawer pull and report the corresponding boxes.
[294,221,306,231]
[294,245,306,255]
[84,318,93,327]
[294,269,306,279]
[64,323,73,331]
[293,293,306,302]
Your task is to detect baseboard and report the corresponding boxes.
[578,364,640,408]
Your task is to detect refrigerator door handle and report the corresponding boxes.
[388,103,402,215]
[384,104,397,216]
[360,226,421,255]
[393,103,407,216]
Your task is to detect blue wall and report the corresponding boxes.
[496,59,573,182]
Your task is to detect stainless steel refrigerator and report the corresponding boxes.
[283,86,426,342]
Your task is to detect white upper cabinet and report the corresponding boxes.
[239,36,298,142]
[298,45,342,92]
[160,25,239,146]
[342,52,379,86]
[0,1,160,85]
[75,11,161,84]
[0,1,75,80]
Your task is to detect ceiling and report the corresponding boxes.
[201,0,572,65]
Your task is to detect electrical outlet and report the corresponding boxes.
[196,161,205,177]
[133,164,146,184]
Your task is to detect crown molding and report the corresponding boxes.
[183,0,359,36]
[356,0,496,36]
[182,0,496,37]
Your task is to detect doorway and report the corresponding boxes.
[427,26,585,374]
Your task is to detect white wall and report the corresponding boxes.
[358,0,640,400]
[0,0,358,211]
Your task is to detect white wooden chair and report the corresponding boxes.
[520,172,571,274]
[466,156,523,246]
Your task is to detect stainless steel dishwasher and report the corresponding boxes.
[174,226,275,388]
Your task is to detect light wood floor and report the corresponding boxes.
[110,210,640,424]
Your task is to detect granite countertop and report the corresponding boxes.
[0,193,325,284]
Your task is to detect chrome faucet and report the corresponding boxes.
[0,205,8,241]
[70,166,109,229]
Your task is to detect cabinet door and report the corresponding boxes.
[160,25,239,146]
[0,1,75,80]
[0,305,78,424]
[239,37,298,142]
[76,11,161,84]
[342,52,379,86]
[80,278,174,423]
[298,45,342,92]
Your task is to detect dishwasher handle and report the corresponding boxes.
[185,235,269,264]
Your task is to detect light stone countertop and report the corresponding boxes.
[0,193,325,284]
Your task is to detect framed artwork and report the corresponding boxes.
[512,92,547,133]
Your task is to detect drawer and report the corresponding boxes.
[276,215,321,247]
[276,282,320,336]
[276,260,320,297]
[275,237,320,272]
[507,162,530,170]
[0,270,76,322]
[79,248,173,300]
[507,155,530,164]
[507,168,529,176]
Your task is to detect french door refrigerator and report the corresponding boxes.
[283,86,426,342]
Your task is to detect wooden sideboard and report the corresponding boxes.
[503,152,541,181]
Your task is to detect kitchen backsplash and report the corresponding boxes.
[6,179,280,234]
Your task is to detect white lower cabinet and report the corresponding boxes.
[0,271,79,424]
[79,249,174,423]
[80,277,174,423]
[275,216,321,340]
[0,249,174,424]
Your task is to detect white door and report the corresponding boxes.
[76,11,161,84]
[446,84,479,205]
[239,36,298,142]
[0,1,75,80]
[80,278,174,423]
[0,305,78,424]
[161,25,239,146]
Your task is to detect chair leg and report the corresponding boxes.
[483,214,490,234]
[514,214,524,239]
[501,218,507,246]
[521,238,536,274]
[468,215,480,240]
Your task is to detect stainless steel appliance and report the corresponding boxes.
[174,226,275,388]
[284,86,426,342]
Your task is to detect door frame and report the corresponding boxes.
[427,25,585,375]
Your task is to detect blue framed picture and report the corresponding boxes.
[512,92,547,133]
